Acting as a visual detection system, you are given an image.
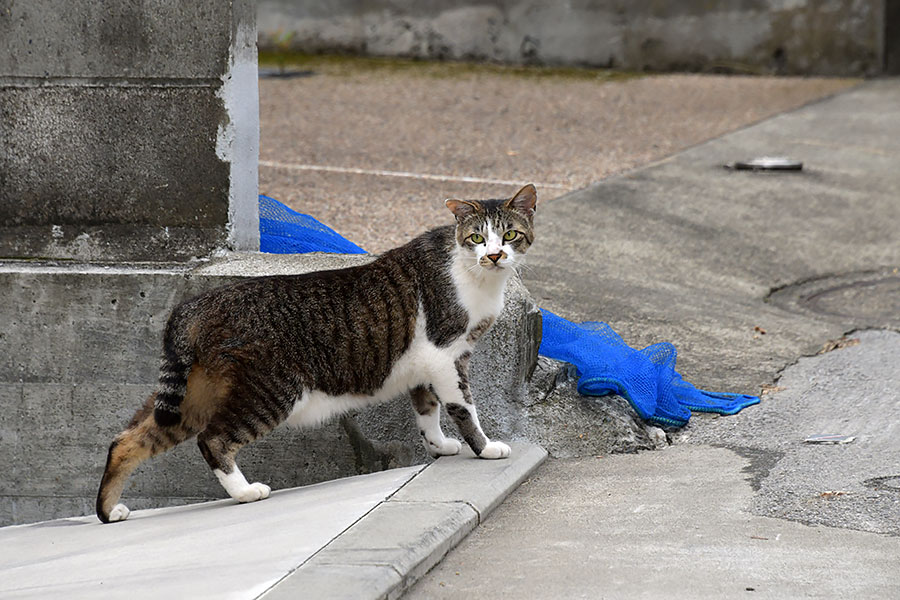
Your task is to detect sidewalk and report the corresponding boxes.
[0,444,546,599]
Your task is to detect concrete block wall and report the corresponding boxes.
[257,0,887,77]
[0,1,260,261]
[0,254,542,526]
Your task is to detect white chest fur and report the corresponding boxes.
[449,245,511,325]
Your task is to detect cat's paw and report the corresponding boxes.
[108,503,131,522]
[432,438,462,457]
[234,482,271,503]
[478,441,511,460]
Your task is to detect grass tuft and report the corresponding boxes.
[258,51,643,82]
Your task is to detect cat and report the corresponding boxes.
[96,184,537,523]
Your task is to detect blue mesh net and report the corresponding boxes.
[258,195,760,427]
[538,310,759,427]
[259,194,366,255]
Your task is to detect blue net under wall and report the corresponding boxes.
[257,194,760,427]
[259,195,366,255]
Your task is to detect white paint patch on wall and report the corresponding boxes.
[217,4,260,252]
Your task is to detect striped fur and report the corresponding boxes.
[96,184,537,523]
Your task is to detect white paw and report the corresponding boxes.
[435,438,462,456]
[108,503,130,522]
[479,441,511,459]
[234,482,271,503]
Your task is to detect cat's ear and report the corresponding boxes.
[505,184,537,219]
[445,199,481,221]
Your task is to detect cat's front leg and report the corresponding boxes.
[411,385,462,457]
[434,352,511,460]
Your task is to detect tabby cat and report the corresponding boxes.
[96,184,537,523]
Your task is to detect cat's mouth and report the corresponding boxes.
[479,260,505,271]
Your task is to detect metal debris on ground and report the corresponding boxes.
[804,434,856,444]
[725,156,803,171]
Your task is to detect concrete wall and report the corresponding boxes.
[0,254,542,526]
[0,1,260,261]
[257,0,886,76]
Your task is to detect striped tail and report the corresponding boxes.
[153,329,193,427]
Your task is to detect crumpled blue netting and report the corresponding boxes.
[259,194,366,254]
[258,194,760,427]
[538,310,759,427]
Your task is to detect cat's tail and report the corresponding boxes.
[153,312,194,427]
[96,393,192,523]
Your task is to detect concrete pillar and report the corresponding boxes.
[0,1,259,261]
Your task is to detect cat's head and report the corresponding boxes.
[445,184,536,274]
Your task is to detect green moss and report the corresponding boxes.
[259,51,643,82]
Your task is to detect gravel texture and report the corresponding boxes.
[259,64,854,253]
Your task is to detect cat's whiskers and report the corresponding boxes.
[465,262,484,276]
[512,260,532,275]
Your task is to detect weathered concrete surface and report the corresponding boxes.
[0,253,541,526]
[0,3,234,79]
[405,77,900,599]
[407,446,900,599]
[524,79,900,397]
[258,0,884,76]
[390,443,548,519]
[0,0,259,260]
[888,0,900,74]
[0,442,545,600]
[522,357,664,457]
[687,329,900,537]
[0,465,425,600]
[257,63,854,255]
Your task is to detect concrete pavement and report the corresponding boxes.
[0,443,546,599]
[407,78,900,597]
[406,445,899,599]
[258,63,853,253]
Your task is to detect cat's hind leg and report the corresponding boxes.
[96,393,192,523]
[411,385,461,457]
[196,380,289,503]
[197,431,271,503]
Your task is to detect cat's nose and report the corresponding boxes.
[486,253,502,263]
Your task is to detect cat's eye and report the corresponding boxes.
[503,230,519,242]
[469,233,485,244]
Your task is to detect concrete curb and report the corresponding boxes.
[261,442,547,600]
[0,442,546,599]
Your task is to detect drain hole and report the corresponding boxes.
[767,269,900,327]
